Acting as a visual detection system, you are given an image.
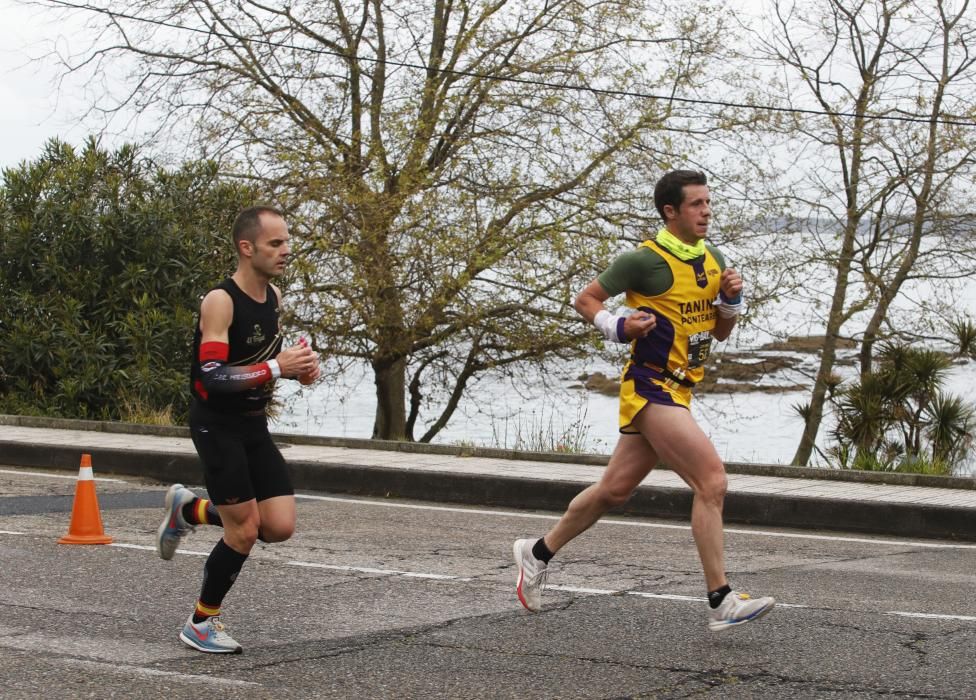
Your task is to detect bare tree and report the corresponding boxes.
[856,1,976,373]
[46,0,729,440]
[743,0,976,465]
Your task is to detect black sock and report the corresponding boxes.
[193,538,248,623]
[532,537,554,563]
[708,584,732,609]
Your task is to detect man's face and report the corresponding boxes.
[665,184,711,242]
[244,213,290,278]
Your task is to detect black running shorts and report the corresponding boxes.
[188,400,294,506]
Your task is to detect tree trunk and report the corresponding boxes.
[792,223,858,466]
[372,356,408,440]
[793,330,842,466]
[418,360,479,444]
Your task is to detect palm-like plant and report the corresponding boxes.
[950,317,976,359]
[831,375,890,454]
[830,344,971,474]
[925,393,976,468]
[878,346,951,456]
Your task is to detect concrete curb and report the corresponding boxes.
[2,413,974,490]
[3,433,975,541]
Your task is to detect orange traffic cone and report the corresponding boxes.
[58,453,113,545]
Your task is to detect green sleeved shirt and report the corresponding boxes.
[597,243,726,297]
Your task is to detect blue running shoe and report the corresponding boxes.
[179,615,242,654]
[708,590,775,632]
[156,484,196,560]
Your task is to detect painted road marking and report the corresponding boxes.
[0,529,970,624]
[551,586,809,609]
[112,542,209,557]
[887,611,976,622]
[294,493,976,551]
[2,466,972,549]
[288,560,472,581]
[0,468,127,483]
[59,658,260,687]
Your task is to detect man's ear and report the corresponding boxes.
[662,204,676,222]
[238,239,253,258]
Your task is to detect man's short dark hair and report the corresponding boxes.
[654,170,708,221]
[232,205,284,247]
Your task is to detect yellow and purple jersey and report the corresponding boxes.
[597,236,726,426]
[624,239,722,383]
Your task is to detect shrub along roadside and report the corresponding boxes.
[0,138,256,423]
[826,345,975,475]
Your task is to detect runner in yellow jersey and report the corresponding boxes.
[512,170,775,631]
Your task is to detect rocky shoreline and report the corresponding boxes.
[576,335,858,396]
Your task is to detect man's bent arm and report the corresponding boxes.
[197,290,280,393]
[712,315,737,342]
[574,279,612,322]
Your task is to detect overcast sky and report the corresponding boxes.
[0,0,768,171]
[0,0,88,169]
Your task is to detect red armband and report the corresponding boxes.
[200,342,230,362]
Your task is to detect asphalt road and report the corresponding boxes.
[2,464,975,699]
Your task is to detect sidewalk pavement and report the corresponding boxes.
[2,415,976,541]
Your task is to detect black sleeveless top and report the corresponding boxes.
[189,278,283,415]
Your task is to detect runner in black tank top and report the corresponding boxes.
[155,206,320,654]
[190,277,283,415]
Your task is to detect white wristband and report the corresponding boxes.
[594,309,628,343]
[267,358,282,379]
[714,299,743,319]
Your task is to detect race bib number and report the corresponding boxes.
[687,331,712,368]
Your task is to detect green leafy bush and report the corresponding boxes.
[0,139,255,422]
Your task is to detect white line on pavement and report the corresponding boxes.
[295,493,976,550]
[551,586,810,609]
[2,466,972,549]
[111,542,209,557]
[287,560,472,581]
[0,468,127,483]
[887,611,976,622]
[60,658,260,687]
[0,530,970,624]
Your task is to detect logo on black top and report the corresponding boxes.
[247,323,266,345]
